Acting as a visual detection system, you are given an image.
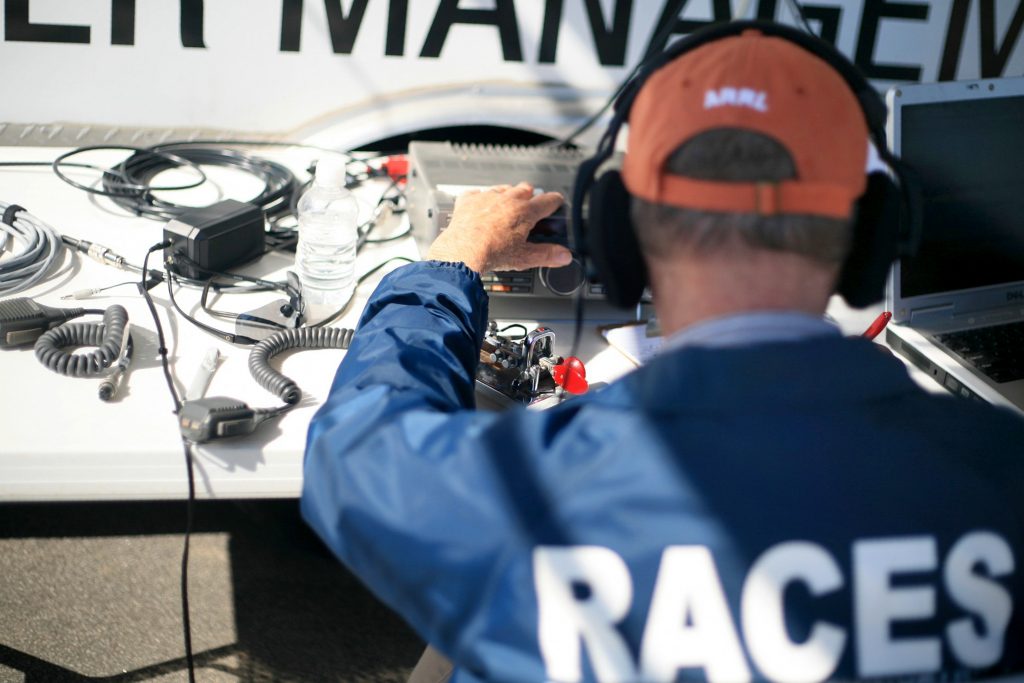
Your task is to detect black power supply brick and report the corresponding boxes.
[163,199,265,279]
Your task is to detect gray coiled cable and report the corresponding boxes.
[34,305,129,377]
[0,202,63,296]
[248,327,354,404]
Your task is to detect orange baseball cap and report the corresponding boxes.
[621,29,869,219]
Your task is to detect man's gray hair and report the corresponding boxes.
[630,129,853,264]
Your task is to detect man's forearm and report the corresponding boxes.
[325,260,488,411]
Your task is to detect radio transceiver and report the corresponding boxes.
[406,141,649,319]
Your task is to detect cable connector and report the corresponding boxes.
[178,397,288,443]
[0,298,86,347]
[98,323,132,401]
[61,288,104,300]
[61,235,129,269]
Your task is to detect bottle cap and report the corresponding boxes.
[313,156,348,187]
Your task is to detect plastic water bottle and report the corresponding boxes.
[295,156,359,321]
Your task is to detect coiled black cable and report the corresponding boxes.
[34,305,130,377]
[96,143,298,221]
[248,327,354,404]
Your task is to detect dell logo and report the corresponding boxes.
[1007,290,1024,301]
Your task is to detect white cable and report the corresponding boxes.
[0,201,63,296]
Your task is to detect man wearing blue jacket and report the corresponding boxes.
[302,28,1024,683]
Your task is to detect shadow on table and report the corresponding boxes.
[0,499,423,682]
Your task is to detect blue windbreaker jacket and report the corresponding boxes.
[302,261,1024,683]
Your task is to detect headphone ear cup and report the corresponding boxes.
[587,170,647,309]
[837,172,902,308]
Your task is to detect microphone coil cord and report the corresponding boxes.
[34,304,130,377]
[248,327,354,404]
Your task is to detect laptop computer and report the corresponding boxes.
[885,76,1024,416]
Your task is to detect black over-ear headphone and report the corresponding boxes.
[570,19,921,310]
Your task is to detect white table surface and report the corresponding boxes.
[0,146,647,501]
[0,145,911,502]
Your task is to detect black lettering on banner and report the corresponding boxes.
[643,0,732,60]
[280,0,302,51]
[586,0,632,65]
[539,0,563,62]
[280,0,369,54]
[4,0,90,43]
[180,0,205,48]
[385,0,408,56]
[325,0,369,53]
[855,0,928,81]
[939,0,1024,81]
[111,0,135,45]
[939,0,971,80]
[421,0,523,61]
[281,0,408,55]
[109,0,204,47]
[539,0,634,66]
[979,0,1024,77]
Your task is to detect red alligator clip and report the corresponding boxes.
[551,356,589,395]
[382,155,409,183]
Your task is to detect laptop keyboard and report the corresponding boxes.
[935,321,1024,384]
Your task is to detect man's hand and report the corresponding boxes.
[426,182,573,274]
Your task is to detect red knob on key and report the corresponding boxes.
[552,356,588,395]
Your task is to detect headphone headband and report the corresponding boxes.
[571,19,921,310]
[615,20,886,139]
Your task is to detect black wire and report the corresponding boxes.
[141,244,182,409]
[784,0,817,34]
[357,256,415,285]
[172,253,289,292]
[558,76,636,149]
[162,253,301,341]
[357,181,407,248]
[264,176,407,255]
[361,227,412,245]
[164,246,412,337]
[164,268,260,346]
[53,145,209,197]
[199,277,300,333]
[179,443,197,683]
[560,0,719,353]
[0,161,113,171]
[101,144,299,221]
[557,0,686,147]
[139,241,196,683]
[498,323,528,340]
[569,284,586,362]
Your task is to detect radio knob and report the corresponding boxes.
[539,259,584,296]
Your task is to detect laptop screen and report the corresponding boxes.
[898,94,1024,298]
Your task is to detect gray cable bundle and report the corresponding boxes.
[0,202,63,295]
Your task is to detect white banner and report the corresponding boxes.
[1,0,1021,148]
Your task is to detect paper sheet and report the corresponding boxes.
[600,322,663,366]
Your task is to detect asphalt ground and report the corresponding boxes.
[0,500,424,682]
